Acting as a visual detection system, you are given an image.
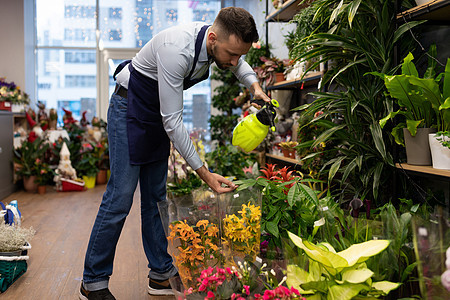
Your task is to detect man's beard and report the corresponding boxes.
[210,45,231,70]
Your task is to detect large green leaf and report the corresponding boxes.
[371,281,401,294]
[288,231,348,272]
[266,221,279,238]
[328,283,369,300]
[393,21,426,44]
[408,77,442,111]
[338,240,390,266]
[401,52,418,77]
[339,268,374,284]
[443,58,450,101]
[286,265,315,294]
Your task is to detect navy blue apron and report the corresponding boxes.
[113,25,210,165]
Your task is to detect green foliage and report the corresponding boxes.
[373,51,450,143]
[244,42,271,68]
[13,137,50,177]
[209,67,241,145]
[288,4,329,60]
[72,142,100,177]
[289,0,422,204]
[286,231,400,300]
[167,173,203,198]
[205,144,257,178]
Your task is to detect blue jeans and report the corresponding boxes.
[82,93,177,291]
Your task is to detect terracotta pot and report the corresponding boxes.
[275,72,285,83]
[96,169,107,185]
[282,148,296,159]
[23,176,38,193]
[37,185,46,195]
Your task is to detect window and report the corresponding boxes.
[109,7,122,19]
[35,0,224,131]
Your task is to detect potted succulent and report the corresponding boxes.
[370,52,439,165]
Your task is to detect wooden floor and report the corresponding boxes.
[1,184,175,300]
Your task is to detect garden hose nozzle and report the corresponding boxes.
[232,99,279,152]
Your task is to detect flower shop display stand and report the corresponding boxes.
[158,188,262,298]
[395,163,450,210]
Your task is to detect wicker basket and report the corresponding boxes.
[0,244,30,293]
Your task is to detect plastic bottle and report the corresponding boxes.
[232,99,279,152]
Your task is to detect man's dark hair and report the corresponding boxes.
[214,7,259,44]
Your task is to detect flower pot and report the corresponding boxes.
[11,104,25,113]
[23,176,38,193]
[37,185,46,195]
[429,133,450,170]
[275,72,285,83]
[282,148,296,159]
[0,101,12,111]
[271,89,293,117]
[82,176,96,189]
[403,128,436,165]
[96,169,107,185]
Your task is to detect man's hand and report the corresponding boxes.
[195,165,236,194]
[250,82,271,109]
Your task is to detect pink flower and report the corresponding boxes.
[252,41,261,49]
[206,291,215,299]
[442,269,450,292]
[226,267,232,274]
[244,285,250,295]
[290,287,300,296]
[231,293,237,300]
[198,284,206,292]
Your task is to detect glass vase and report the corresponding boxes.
[219,189,262,267]
[158,186,223,290]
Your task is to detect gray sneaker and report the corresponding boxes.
[148,276,176,296]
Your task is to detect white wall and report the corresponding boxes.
[0,0,25,90]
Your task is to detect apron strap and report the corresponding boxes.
[185,25,210,83]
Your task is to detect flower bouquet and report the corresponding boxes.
[219,190,262,267]
[0,77,30,111]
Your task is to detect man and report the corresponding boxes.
[79,6,270,300]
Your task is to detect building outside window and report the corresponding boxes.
[34,0,260,130]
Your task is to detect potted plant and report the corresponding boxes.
[0,77,30,112]
[0,223,35,293]
[13,137,50,193]
[254,56,290,87]
[279,141,298,159]
[34,159,54,194]
[370,52,439,165]
[73,142,99,188]
[93,140,109,185]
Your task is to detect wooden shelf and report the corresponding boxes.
[266,0,314,22]
[267,71,322,90]
[266,153,300,165]
[396,163,450,178]
[397,0,450,22]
